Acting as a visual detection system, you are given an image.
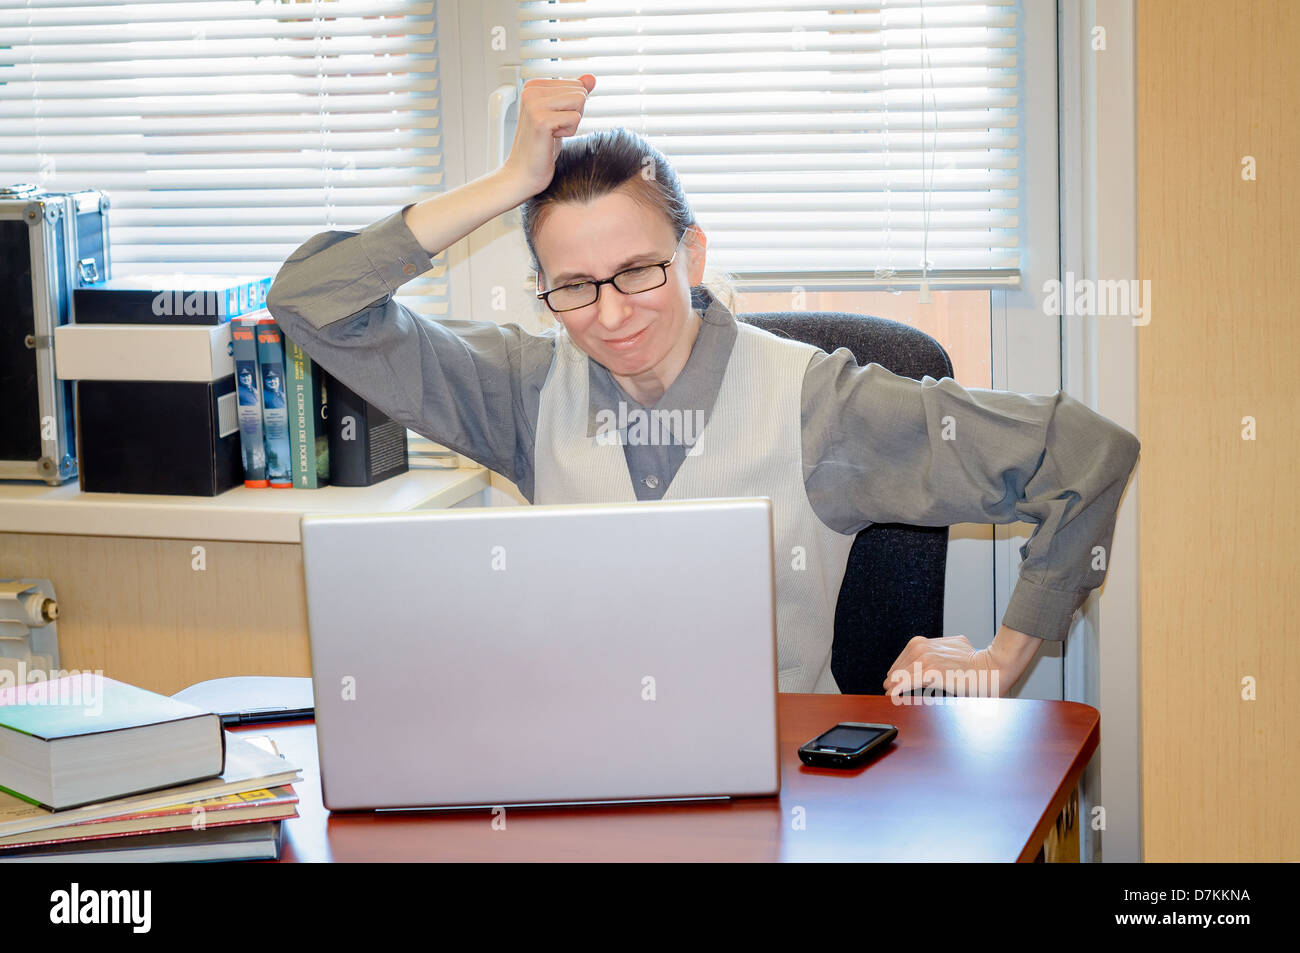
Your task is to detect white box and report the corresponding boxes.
[55,322,234,382]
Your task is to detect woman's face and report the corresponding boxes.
[534,188,705,382]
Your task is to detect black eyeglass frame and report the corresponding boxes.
[535,231,687,313]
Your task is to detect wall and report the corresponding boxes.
[1137,0,1299,860]
[1,533,308,696]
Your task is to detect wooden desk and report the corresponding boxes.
[239,693,1096,862]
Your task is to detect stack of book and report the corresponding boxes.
[232,309,330,489]
[55,272,414,493]
[234,308,410,488]
[55,273,275,495]
[0,673,300,862]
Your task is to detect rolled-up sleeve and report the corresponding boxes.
[265,205,552,490]
[803,351,1141,642]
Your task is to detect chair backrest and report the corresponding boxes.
[738,307,954,695]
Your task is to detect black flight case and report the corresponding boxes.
[0,183,111,484]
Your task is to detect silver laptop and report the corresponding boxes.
[300,497,781,811]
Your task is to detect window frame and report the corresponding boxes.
[448,0,1104,710]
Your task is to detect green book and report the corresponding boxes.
[283,327,331,488]
[0,673,225,811]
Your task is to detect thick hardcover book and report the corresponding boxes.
[0,673,226,811]
[283,330,330,488]
[325,376,409,486]
[73,274,271,326]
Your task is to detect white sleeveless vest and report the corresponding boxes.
[533,318,858,693]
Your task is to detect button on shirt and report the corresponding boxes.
[265,204,1142,643]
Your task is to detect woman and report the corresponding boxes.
[267,74,1141,697]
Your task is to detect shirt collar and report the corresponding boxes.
[585,287,738,441]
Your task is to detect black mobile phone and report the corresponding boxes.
[797,722,898,769]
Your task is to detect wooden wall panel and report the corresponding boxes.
[1136,0,1299,860]
[1,532,310,696]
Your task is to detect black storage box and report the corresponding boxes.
[75,377,242,496]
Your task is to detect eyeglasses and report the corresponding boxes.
[536,232,686,313]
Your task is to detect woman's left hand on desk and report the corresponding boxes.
[882,626,1041,699]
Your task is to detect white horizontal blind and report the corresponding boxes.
[518,0,1021,289]
[0,0,448,318]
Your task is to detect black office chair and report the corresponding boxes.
[736,305,955,695]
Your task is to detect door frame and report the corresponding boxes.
[1058,0,1143,864]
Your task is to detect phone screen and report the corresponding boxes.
[814,725,886,751]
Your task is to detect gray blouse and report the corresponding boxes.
[266,205,1142,643]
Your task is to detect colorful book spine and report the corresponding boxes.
[283,331,331,489]
[232,316,268,488]
[255,318,293,488]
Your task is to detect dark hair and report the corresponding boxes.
[520,127,737,327]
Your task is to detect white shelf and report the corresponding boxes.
[0,465,491,544]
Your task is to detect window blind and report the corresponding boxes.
[517,0,1021,290]
[0,0,448,318]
